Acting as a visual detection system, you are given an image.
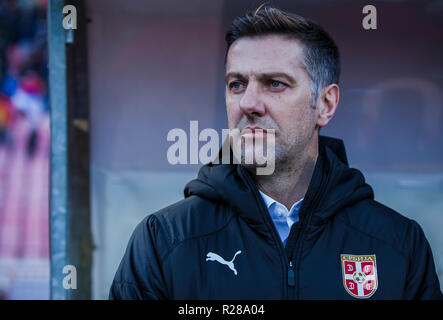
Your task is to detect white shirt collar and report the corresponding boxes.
[259,190,304,219]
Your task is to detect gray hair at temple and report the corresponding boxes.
[225,4,340,109]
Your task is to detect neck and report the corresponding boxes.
[252,136,319,211]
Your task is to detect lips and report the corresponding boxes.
[242,126,268,135]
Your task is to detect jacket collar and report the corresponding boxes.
[184,136,373,226]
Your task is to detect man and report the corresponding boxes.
[110,5,442,299]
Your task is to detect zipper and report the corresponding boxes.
[237,146,326,299]
[237,166,292,298]
[287,261,295,287]
[289,172,323,299]
[237,164,324,299]
[291,211,313,299]
[285,220,303,298]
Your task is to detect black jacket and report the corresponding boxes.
[109,136,442,299]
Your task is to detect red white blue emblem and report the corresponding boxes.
[341,254,378,299]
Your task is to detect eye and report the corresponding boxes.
[269,80,286,90]
[228,81,245,93]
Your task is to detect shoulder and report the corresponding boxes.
[336,199,425,258]
[144,195,234,251]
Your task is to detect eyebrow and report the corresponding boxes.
[224,72,245,84]
[224,72,296,85]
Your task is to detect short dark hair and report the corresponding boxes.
[225,5,340,108]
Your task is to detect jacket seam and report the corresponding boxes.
[335,214,410,261]
[161,213,236,263]
[148,214,174,258]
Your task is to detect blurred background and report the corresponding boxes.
[0,0,442,299]
[0,0,49,299]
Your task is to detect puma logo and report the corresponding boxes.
[206,250,242,276]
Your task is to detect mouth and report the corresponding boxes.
[241,126,268,136]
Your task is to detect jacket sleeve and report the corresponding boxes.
[403,219,443,299]
[109,215,169,300]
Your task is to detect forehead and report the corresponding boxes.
[226,35,306,76]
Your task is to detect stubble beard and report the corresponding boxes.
[240,131,314,179]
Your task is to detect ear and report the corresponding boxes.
[316,84,339,128]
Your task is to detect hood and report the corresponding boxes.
[184,135,374,225]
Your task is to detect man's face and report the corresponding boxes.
[225,35,318,168]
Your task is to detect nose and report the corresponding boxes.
[239,82,266,117]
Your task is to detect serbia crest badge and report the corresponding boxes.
[341,254,378,299]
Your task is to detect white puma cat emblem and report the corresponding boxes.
[206,250,242,275]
